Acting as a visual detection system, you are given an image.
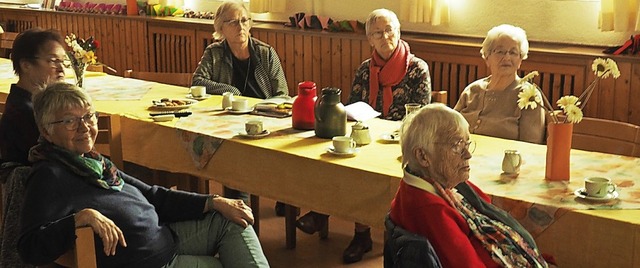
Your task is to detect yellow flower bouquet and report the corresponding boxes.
[64,33,99,88]
[517,57,620,123]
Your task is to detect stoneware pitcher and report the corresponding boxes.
[350,121,371,145]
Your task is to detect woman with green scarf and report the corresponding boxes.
[18,82,269,268]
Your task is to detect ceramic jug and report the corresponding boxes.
[314,87,346,139]
[350,121,371,145]
[502,150,522,174]
[222,92,234,109]
[292,81,317,130]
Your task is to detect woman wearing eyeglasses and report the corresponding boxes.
[296,9,432,264]
[390,103,552,267]
[454,24,545,144]
[0,28,67,164]
[192,1,287,99]
[19,82,269,267]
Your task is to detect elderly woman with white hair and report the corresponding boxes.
[296,8,432,264]
[390,103,551,267]
[19,82,269,267]
[192,0,288,99]
[192,0,288,206]
[454,24,545,144]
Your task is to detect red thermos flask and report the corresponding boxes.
[292,81,317,130]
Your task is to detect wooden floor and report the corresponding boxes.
[255,198,385,268]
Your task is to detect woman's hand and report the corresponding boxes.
[74,208,127,256]
[210,196,254,228]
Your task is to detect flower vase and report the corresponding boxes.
[75,65,88,89]
[545,123,573,181]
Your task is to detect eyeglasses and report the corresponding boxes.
[33,56,72,68]
[491,49,521,58]
[49,112,98,131]
[369,28,396,39]
[223,18,252,28]
[435,139,476,154]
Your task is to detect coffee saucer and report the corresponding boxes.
[379,133,400,143]
[237,130,270,138]
[574,188,619,201]
[186,94,211,100]
[226,108,254,114]
[326,146,359,156]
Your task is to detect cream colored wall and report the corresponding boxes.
[185,0,638,46]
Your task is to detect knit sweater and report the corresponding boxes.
[18,160,209,268]
[192,37,288,98]
[454,77,545,144]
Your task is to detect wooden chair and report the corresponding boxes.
[95,114,123,168]
[431,91,448,105]
[0,32,18,58]
[54,227,97,268]
[571,117,640,157]
[124,70,193,87]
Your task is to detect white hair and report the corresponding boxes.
[480,24,529,60]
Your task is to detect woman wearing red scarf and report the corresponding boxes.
[296,9,432,264]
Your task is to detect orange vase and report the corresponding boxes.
[545,123,573,181]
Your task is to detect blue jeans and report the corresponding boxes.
[162,212,269,268]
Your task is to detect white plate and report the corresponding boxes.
[574,188,619,201]
[186,94,211,100]
[226,108,254,114]
[379,133,400,142]
[150,99,197,110]
[326,146,359,156]
[237,130,270,138]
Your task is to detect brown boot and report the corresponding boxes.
[342,228,372,264]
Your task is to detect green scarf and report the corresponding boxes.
[28,138,124,191]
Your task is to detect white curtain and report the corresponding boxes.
[249,0,286,13]
[399,0,449,25]
[599,0,640,32]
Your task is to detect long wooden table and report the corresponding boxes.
[1,60,639,268]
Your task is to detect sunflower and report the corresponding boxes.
[517,84,541,110]
[564,105,583,124]
[556,95,581,109]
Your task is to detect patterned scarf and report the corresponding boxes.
[368,39,413,117]
[432,181,547,268]
[28,138,124,191]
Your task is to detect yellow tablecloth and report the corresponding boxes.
[1,58,639,267]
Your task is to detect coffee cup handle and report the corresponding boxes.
[515,155,522,169]
[350,140,356,148]
[609,183,617,193]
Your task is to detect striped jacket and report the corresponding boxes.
[192,37,288,98]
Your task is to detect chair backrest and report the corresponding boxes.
[431,91,448,105]
[124,69,193,87]
[384,214,442,268]
[95,114,123,169]
[571,117,640,157]
[0,163,97,268]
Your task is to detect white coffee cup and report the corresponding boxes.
[190,86,206,98]
[245,120,264,135]
[232,99,249,111]
[584,177,616,198]
[332,136,356,153]
[222,92,235,109]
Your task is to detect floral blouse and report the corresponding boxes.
[348,57,432,121]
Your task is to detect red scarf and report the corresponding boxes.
[369,39,413,117]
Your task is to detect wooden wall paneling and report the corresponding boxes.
[348,39,364,101]
[148,24,197,73]
[330,37,342,96]
[302,35,313,95]
[629,63,640,124]
[136,19,147,72]
[283,33,295,92]
[311,35,322,93]
[293,34,303,96]
[338,38,350,102]
[319,37,331,93]
[123,19,132,73]
[274,32,287,89]
[615,62,632,122]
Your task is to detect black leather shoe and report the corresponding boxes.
[295,211,328,235]
[343,229,372,264]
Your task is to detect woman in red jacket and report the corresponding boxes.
[390,103,549,268]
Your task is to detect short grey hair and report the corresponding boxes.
[32,82,93,135]
[213,1,250,40]
[400,103,469,176]
[480,24,529,60]
[365,8,401,36]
